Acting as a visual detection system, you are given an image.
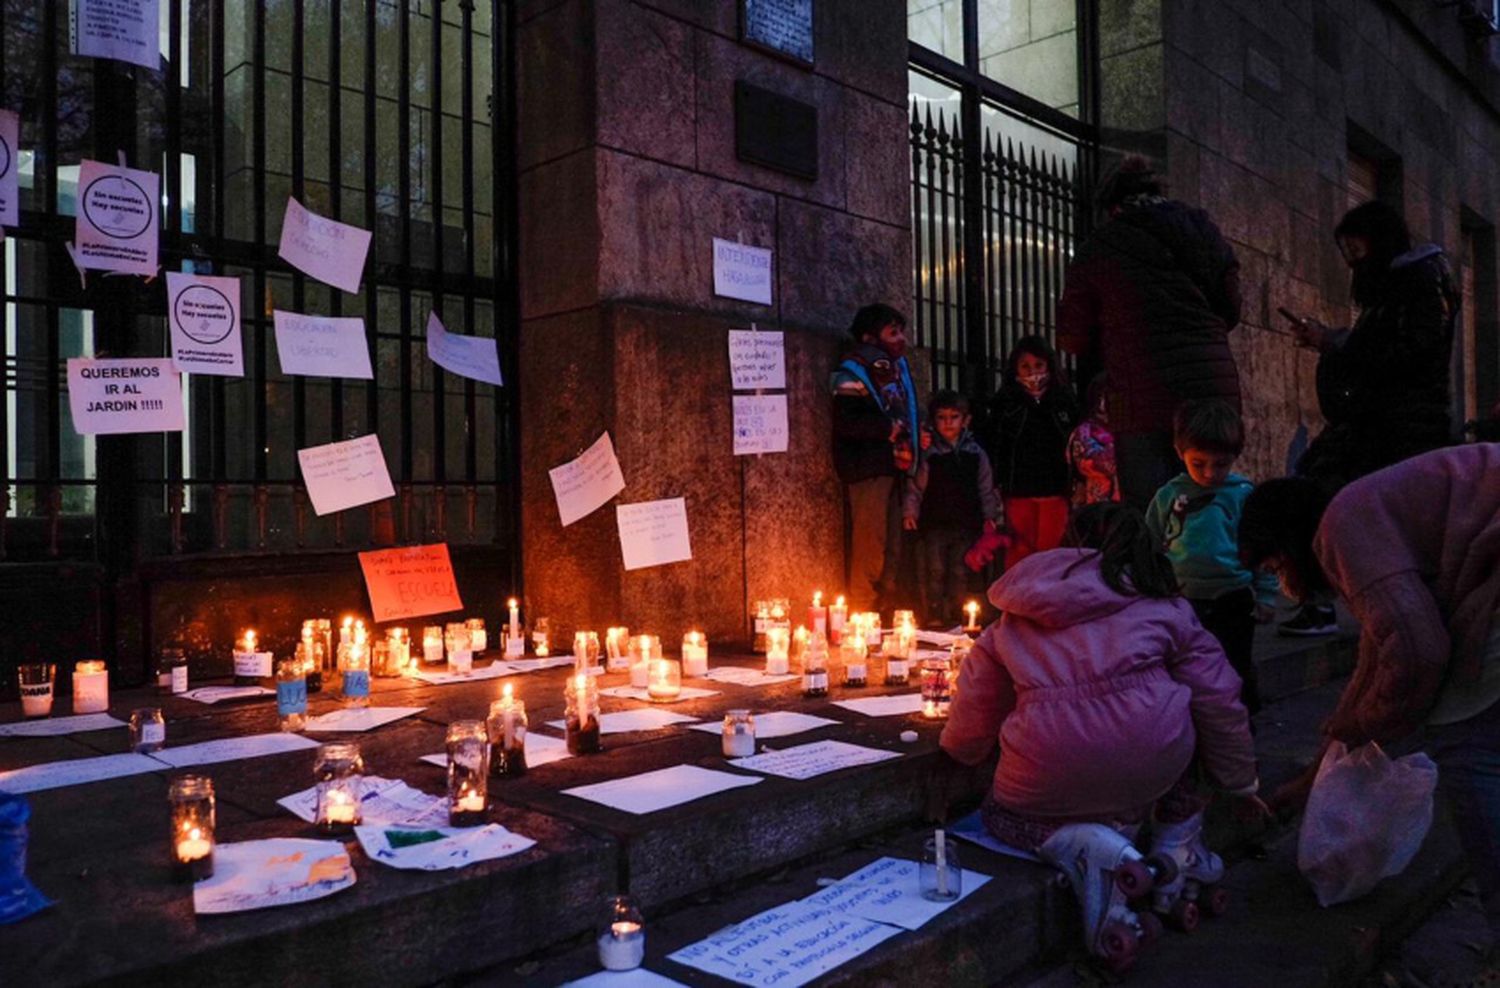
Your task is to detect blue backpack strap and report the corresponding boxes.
[896,357,921,476]
[837,358,887,414]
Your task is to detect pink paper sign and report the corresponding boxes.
[277,197,373,294]
[74,159,160,276]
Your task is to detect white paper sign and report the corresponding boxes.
[278,776,449,828]
[732,394,789,455]
[181,685,274,704]
[616,498,692,571]
[153,732,320,768]
[598,685,720,704]
[273,310,373,380]
[561,971,688,988]
[801,856,990,931]
[303,705,423,733]
[420,730,572,771]
[545,709,698,735]
[549,432,627,527]
[831,693,925,717]
[356,823,536,871]
[502,656,578,674]
[72,159,160,275]
[166,272,243,376]
[729,739,900,780]
[66,357,185,435]
[0,713,126,737]
[727,329,785,390]
[194,838,355,915]
[426,312,502,386]
[0,108,18,228]
[712,237,773,306]
[410,662,516,686]
[688,711,840,740]
[277,197,373,294]
[0,752,163,794]
[562,764,761,815]
[702,666,797,687]
[72,0,161,71]
[296,434,396,516]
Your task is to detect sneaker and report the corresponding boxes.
[1278,603,1338,637]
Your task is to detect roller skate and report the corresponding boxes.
[1039,823,1178,973]
[1147,811,1228,931]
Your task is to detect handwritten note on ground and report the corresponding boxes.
[831,693,924,717]
[277,197,373,294]
[426,312,502,386]
[688,711,840,740]
[153,733,320,768]
[562,764,761,815]
[0,753,164,794]
[732,394,788,455]
[727,329,785,390]
[73,159,159,276]
[728,740,900,780]
[297,434,396,516]
[0,713,125,738]
[167,272,243,376]
[73,0,161,71]
[194,838,355,915]
[356,823,536,872]
[712,238,773,306]
[303,706,424,733]
[545,709,698,735]
[274,311,373,379]
[67,358,185,435]
[804,856,990,931]
[0,109,18,228]
[616,498,692,571]
[548,432,626,527]
[358,543,463,622]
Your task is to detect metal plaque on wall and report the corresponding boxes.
[741,0,814,66]
[734,81,818,181]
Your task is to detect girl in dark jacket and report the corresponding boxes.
[985,336,1079,569]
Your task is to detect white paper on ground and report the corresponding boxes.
[801,855,990,932]
[915,629,964,646]
[276,197,373,294]
[502,656,578,673]
[549,432,627,527]
[0,752,164,794]
[297,434,396,516]
[598,685,720,703]
[911,648,950,663]
[356,823,536,871]
[545,708,698,735]
[166,272,243,376]
[616,498,692,571]
[153,732,321,768]
[181,685,275,704]
[732,394,789,456]
[726,328,785,390]
[278,776,448,828]
[273,310,374,380]
[562,764,761,815]
[410,662,517,686]
[949,809,1041,862]
[72,0,161,70]
[831,693,924,717]
[702,666,798,687]
[668,898,901,988]
[194,838,355,915]
[303,706,424,733]
[73,159,159,275]
[0,713,126,738]
[561,970,688,988]
[729,739,900,780]
[0,108,19,228]
[687,711,840,740]
[420,730,572,771]
[711,237,773,306]
[67,358,185,435]
[426,311,502,386]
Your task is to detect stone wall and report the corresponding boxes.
[516,0,912,640]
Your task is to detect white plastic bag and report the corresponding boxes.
[1297,741,1438,906]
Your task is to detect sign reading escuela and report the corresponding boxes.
[358,543,464,622]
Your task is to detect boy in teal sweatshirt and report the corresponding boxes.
[1146,400,1277,714]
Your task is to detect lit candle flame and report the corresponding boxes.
[507,597,518,609]
[502,682,513,702]
[835,595,845,607]
[812,590,823,607]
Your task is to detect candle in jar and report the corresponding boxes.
[507,597,521,642]
[808,591,828,636]
[456,788,485,813]
[765,629,790,675]
[325,792,357,824]
[498,683,519,745]
[340,616,354,646]
[681,631,708,677]
[72,661,110,714]
[829,595,848,643]
[647,659,681,700]
[964,600,981,632]
[923,699,941,719]
[423,629,444,664]
[598,921,645,971]
[176,826,212,863]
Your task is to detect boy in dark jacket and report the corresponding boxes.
[904,391,1000,626]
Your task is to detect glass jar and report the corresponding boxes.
[299,622,324,693]
[72,660,109,714]
[597,894,646,971]
[573,630,601,674]
[422,625,444,665]
[767,598,792,639]
[233,629,270,687]
[892,609,917,634]
[605,626,631,672]
[565,674,602,755]
[647,659,681,701]
[841,632,868,688]
[882,632,910,686]
[169,775,215,882]
[920,657,951,719]
[314,741,364,834]
[129,707,166,753]
[465,617,488,653]
[276,657,308,732]
[531,617,551,657]
[628,634,661,688]
[681,631,709,677]
[157,648,187,695]
[445,624,474,676]
[764,628,791,675]
[801,631,829,698]
[447,720,489,827]
[343,643,371,706]
[488,686,528,778]
[752,600,770,653]
[722,709,756,758]
[920,831,962,902]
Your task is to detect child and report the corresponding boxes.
[1067,373,1120,507]
[985,335,1078,569]
[1145,400,1277,715]
[940,504,1261,970]
[903,390,1001,626]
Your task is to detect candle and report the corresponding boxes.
[629,634,655,687]
[808,591,828,637]
[566,673,602,755]
[176,828,212,863]
[456,789,485,813]
[507,597,521,642]
[936,828,950,897]
[765,629,790,675]
[498,684,518,744]
[964,600,981,632]
[681,631,708,677]
[423,626,444,664]
[648,659,681,700]
[598,921,645,971]
[842,631,868,687]
[923,699,940,719]
[467,618,488,653]
[72,661,109,714]
[340,616,353,646]
[605,627,631,672]
[829,595,848,644]
[325,796,357,825]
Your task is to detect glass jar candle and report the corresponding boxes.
[628,635,661,688]
[169,775,215,882]
[158,648,188,695]
[276,657,308,732]
[920,658,951,719]
[565,674,602,755]
[829,595,848,644]
[597,895,646,971]
[680,631,708,677]
[841,632,868,688]
[72,660,109,714]
[487,683,528,778]
[531,617,551,657]
[647,659,681,701]
[314,741,364,834]
[446,720,489,827]
[605,627,631,672]
[752,599,770,653]
[343,642,371,706]
[298,623,323,694]
[764,628,791,675]
[722,709,756,758]
[882,633,910,686]
[767,598,791,638]
[129,707,166,753]
[386,628,410,673]
[802,632,829,698]
[963,599,982,633]
[573,631,601,674]
[506,597,522,645]
[445,624,474,676]
[892,609,917,634]
[422,625,444,665]
[233,629,272,687]
[466,617,488,653]
[920,829,962,902]
[17,663,56,719]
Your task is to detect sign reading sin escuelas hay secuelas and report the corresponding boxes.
[358,543,464,622]
[712,237,773,305]
[167,272,244,377]
[73,159,160,276]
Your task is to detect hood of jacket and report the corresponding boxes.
[1391,243,1443,270]
[988,548,1143,627]
[928,428,983,457]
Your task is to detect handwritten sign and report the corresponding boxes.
[803,856,990,931]
[66,358,185,435]
[425,311,502,386]
[277,197,373,294]
[273,310,373,379]
[193,838,355,915]
[728,739,899,780]
[548,431,626,527]
[0,109,17,228]
[712,237,773,305]
[72,0,161,71]
[358,542,464,622]
[668,899,900,988]
[166,271,243,376]
[73,159,159,276]
[742,0,814,64]
[733,394,789,455]
[296,434,395,516]
[616,498,692,571]
[727,329,785,389]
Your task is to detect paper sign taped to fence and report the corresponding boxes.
[727,329,785,390]
[616,498,692,571]
[167,272,243,376]
[426,312,502,386]
[72,0,161,71]
[712,237,773,305]
[67,358,185,435]
[548,431,627,527]
[0,109,18,228]
[358,543,464,622]
[277,197,372,294]
[733,394,789,455]
[297,434,396,516]
[274,310,373,380]
[73,159,160,276]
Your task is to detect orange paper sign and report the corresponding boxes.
[358,543,464,622]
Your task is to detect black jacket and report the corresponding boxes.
[985,383,1079,499]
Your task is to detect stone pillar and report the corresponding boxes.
[516,0,911,640]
